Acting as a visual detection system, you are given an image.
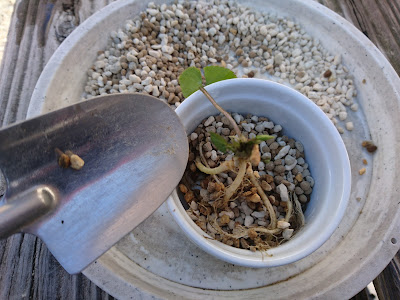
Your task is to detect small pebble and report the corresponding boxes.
[277,220,290,229]
[361,140,377,153]
[282,228,294,240]
[346,122,354,131]
[190,132,198,140]
[244,216,254,227]
[204,116,215,127]
[276,183,289,202]
[275,145,291,160]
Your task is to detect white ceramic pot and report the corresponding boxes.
[167,78,351,267]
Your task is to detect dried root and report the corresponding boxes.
[185,133,307,252]
[246,165,277,229]
[195,158,234,175]
[222,159,247,204]
[199,141,221,184]
[292,192,305,227]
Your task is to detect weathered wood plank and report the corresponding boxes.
[373,251,400,300]
[318,1,400,297]
[319,0,400,76]
[351,288,371,300]
[1,0,400,299]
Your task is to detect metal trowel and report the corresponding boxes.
[0,93,188,274]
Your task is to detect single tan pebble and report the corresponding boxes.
[184,191,194,202]
[337,126,345,134]
[70,154,84,170]
[220,214,230,226]
[362,159,368,165]
[351,103,359,111]
[277,220,290,229]
[248,193,261,203]
[345,122,354,131]
[56,148,70,168]
[250,144,261,166]
[58,154,70,168]
[261,180,272,191]
[179,184,188,194]
[295,173,303,182]
[359,168,366,175]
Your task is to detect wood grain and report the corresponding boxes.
[0,0,399,299]
[374,252,400,300]
[319,0,400,76]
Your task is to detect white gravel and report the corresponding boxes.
[84,0,359,134]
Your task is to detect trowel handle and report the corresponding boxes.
[0,186,57,239]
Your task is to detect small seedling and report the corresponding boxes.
[178,66,305,251]
[179,66,273,159]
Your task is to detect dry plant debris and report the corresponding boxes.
[361,140,377,153]
[56,148,85,170]
[180,112,313,251]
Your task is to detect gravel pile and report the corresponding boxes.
[180,113,312,250]
[83,0,358,134]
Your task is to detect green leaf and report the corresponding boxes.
[255,135,274,141]
[178,67,203,98]
[204,66,237,85]
[210,132,228,153]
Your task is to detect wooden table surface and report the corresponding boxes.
[0,0,399,299]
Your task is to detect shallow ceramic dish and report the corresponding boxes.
[29,0,400,299]
[167,78,351,267]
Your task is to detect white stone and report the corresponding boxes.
[259,25,268,36]
[277,183,289,202]
[277,220,290,229]
[244,216,254,227]
[148,50,161,58]
[251,211,266,219]
[204,116,215,127]
[275,145,291,160]
[283,228,294,240]
[190,132,198,140]
[152,86,160,97]
[346,121,354,131]
[144,85,153,93]
[208,27,217,36]
[242,123,255,132]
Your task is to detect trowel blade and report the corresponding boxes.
[0,93,188,274]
